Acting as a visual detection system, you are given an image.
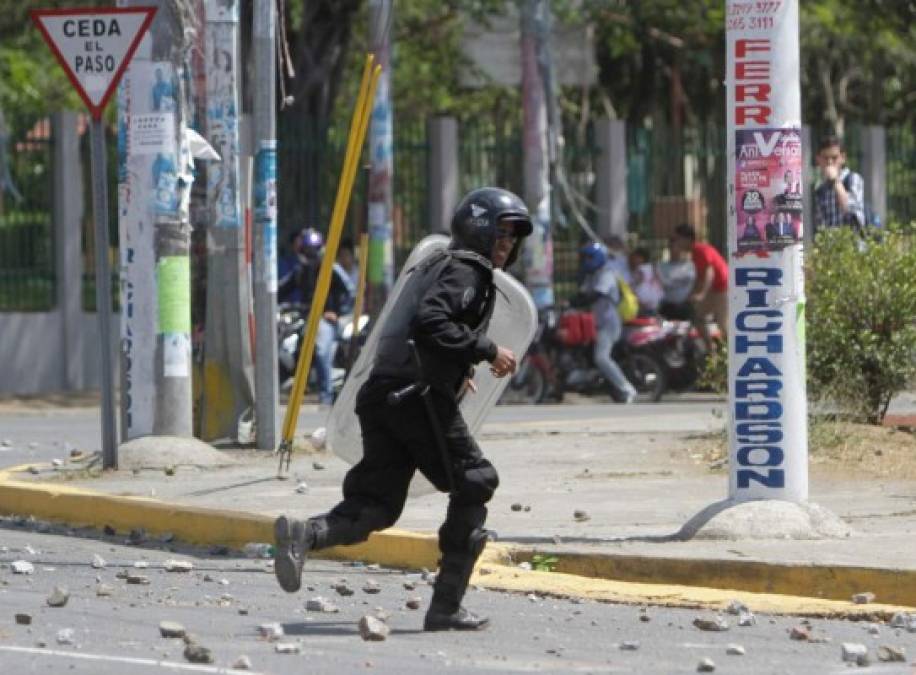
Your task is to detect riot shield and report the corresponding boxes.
[325,235,537,493]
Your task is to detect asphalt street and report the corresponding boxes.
[1,521,914,674]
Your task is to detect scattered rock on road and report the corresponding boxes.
[403,581,417,591]
[725,600,748,615]
[693,616,729,632]
[56,628,75,645]
[15,613,32,626]
[841,643,868,663]
[91,554,106,569]
[511,503,523,512]
[164,559,194,573]
[362,580,381,594]
[726,644,746,656]
[697,657,716,672]
[866,623,880,635]
[295,482,309,494]
[306,597,339,613]
[312,461,325,471]
[126,573,150,585]
[737,611,756,627]
[406,597,423,610]
[47,586,70,607]
[159,621,186,638]
[790,625,811,641]
[358,615,390,641]
[232,655,252,670]
[96,583,114,597]
[876,645,906,662]
[184,643,214,664]
[573,510,590,522]
[334,582,355,597]
[619,641,640,651]
[275,642,301,654]
[11,560,34,575]
[128,528,147,545]
[852,592,876,604]
[258,623,284,641]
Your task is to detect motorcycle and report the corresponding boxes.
[503,308,666,404]
[277,302,369,396]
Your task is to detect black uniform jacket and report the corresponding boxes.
[358,254,498,408]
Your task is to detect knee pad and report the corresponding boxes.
[454,459,499,505]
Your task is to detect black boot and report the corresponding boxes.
[423,528,492,631]
[274,508,388,593]
[273,515,315,593]
[423,602,490,631]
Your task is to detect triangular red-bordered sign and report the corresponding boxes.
[30,7,157,120]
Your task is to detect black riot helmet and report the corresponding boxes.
[450,187,533,267]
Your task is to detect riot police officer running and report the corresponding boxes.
[273,187,532,631]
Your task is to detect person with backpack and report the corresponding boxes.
[272,187,530,632]
[813,135,866,234]
[576,242,638,404]
[670,223,728,351]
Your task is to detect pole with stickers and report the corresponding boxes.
[726,0,808,502]
[31,7,157,469]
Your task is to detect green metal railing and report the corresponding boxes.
[0,125,54,311]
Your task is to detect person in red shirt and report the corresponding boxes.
[671,223,728,349]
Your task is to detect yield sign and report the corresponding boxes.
[30,7,157,119]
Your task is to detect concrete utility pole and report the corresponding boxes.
[200,0,255,442]
[520,0,554,309]
[726,0,807,501]
[367,0,394,313]
[119,0,196,439]
[252,0,279,449]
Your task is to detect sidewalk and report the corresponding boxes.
[2,402,915,613]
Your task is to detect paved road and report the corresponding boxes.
[1,522,913,674]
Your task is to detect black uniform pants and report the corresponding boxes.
[319,391,498,557]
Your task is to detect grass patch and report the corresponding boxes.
[688,419,916,479]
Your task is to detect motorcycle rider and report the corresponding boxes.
[576,242,637,404]
[273,187,531,631]
[315,240,358,406]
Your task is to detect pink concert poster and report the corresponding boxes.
[735,127,803,253]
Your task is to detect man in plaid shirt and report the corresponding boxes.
[814,135,865,234]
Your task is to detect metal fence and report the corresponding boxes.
[0,121,54,311]
[5,115,914,314]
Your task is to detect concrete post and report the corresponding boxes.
[52,111,84,391]
[595,118,628,241]
[253,0,279,449]
[801,125,813,249]
[427,116,458,234]
[861,125,887,225]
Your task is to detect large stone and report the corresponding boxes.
[358,615,390,641]
[697,657,716,672]
[47,586,70,607]
[56,628,76,645]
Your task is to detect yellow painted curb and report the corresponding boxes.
[1,466,913,617]
[471,559,915,619]
[512,550,916,609]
